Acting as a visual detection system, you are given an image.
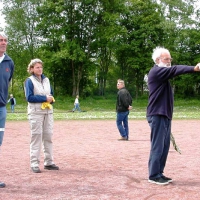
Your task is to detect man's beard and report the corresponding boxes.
[158,61,171,68]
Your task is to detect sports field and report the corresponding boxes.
[0,120,200,200]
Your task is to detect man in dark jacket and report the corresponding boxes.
[0,32,14,188]
[116,79,132,140]
[147,46,200,185]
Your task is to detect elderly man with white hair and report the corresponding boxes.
[0,32,15,188]
[146,46,200,185]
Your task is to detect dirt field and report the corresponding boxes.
[0,119,200,200]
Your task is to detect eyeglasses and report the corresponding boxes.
[0,39,8,43]
[160,57,173,62]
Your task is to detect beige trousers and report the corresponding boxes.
[28,112,54,167]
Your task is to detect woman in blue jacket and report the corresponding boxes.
[25,58,59,173]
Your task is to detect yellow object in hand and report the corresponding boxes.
[41,97,55,109]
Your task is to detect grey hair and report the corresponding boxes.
[27,58,43,74]
[152,46,170,64]
[0,32,8,39]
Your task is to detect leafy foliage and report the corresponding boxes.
[1,0,200,99]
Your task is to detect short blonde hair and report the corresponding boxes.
[117,79,125,86]
[27,58,43,74]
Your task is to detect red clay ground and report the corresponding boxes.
[0,119,200,200]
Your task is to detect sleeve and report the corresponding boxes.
[127,91,132,106]
[153,65,194,82]
[9,60,14,82]
[50,85,54,96]
[25,78,47,103]
[121,89,132,108]
[119,90,129,109]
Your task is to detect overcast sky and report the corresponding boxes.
[0,2,5,29]
[0,1,199,30]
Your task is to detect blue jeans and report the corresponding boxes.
[116,111,129,139]
[73,103,81,112]
[0,106,7,146]
[11,105,15,113]
[147,115,171,179]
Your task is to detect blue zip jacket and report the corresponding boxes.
[0,54,14,106]
[147,64,195,119]
[25,74,53,103]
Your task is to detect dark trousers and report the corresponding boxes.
[147,115,171,179]
[116,111,129,139]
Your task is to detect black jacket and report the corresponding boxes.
[116,88,132,112]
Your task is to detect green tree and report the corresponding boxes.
[36,0,104,96]
[157,0,200,97]
[115,0,164,98]
[90,0,127,95]
[1,0,200,98]
[2,0,42,95]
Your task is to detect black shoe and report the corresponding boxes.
[44,164,59,170]
[148,177,169,185]
[31,167,41,173]
[0,182,6,188]
[162,175,173,183]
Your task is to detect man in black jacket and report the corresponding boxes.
[116,79,132,140]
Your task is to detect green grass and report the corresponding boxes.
[5,97,200,120]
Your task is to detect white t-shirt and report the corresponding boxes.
[0,54,5,63]
[75,98,79,104]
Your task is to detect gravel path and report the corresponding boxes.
[0,120,200,200]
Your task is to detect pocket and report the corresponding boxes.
[28,116,41,134]
[28,105,36,114]
[147,116,153,128]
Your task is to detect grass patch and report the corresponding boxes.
[5,97,200,120]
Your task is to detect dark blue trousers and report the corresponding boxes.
[147,115,171,179]
[116,111,129,139]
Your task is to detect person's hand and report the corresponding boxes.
[128,105,132,110]
[46,95,54,103]
[194,63,200,71]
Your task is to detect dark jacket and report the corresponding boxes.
[116,87,132,112]
[147,64,194,119]
[0,54,14,106]
[8,97,16,105]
